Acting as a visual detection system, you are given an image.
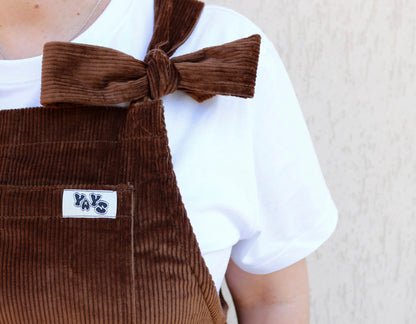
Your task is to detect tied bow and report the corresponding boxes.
[40,35,261,105]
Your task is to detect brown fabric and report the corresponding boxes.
[0,0,261,323]
[41,35,261,105]
[0,102,226,323]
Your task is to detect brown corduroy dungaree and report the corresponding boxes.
[0,0,260,323]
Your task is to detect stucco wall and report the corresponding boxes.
[204,0,416,323]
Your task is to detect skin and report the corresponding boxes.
[226,258,310,323]
[1,1,312,322]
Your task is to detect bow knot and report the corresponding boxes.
[145,48,179,99]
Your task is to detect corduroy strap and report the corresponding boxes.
[40,0,261,105]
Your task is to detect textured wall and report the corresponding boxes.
[204,0,416,323]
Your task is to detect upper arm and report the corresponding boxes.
[225,258,310,323]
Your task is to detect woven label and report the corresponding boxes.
[62,189,117,218]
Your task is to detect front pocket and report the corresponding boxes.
[0,184,135,324]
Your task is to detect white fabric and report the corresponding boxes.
[0,0,338,292]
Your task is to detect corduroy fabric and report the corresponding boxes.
[0,0,261,323]
[40,35,261,105]
[0,102,226,323]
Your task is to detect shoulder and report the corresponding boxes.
[199,4,262,37]
[175,3,289,112]
[175,4,277,58]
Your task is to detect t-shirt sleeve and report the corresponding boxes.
[230,34,338,274]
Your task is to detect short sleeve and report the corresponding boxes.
[230,35,338,274]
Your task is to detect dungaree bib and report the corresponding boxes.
[0,0,260,322]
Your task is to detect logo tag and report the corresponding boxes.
[62,190,117,219]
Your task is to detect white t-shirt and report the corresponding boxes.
[0,0,338,292]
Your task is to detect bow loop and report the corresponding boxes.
[145,48,179,100]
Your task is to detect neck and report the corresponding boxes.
[0,0,110,59]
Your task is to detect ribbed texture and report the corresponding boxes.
[0,102,225,323]
[40,1,260,105]
[173,35,261,102]
[148,0,204,56]
[1,0,261,322]
[145,48,180,100]
[0,184,133,217]
[41,34,261,105]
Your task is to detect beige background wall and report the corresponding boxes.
[204,0,416,323]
